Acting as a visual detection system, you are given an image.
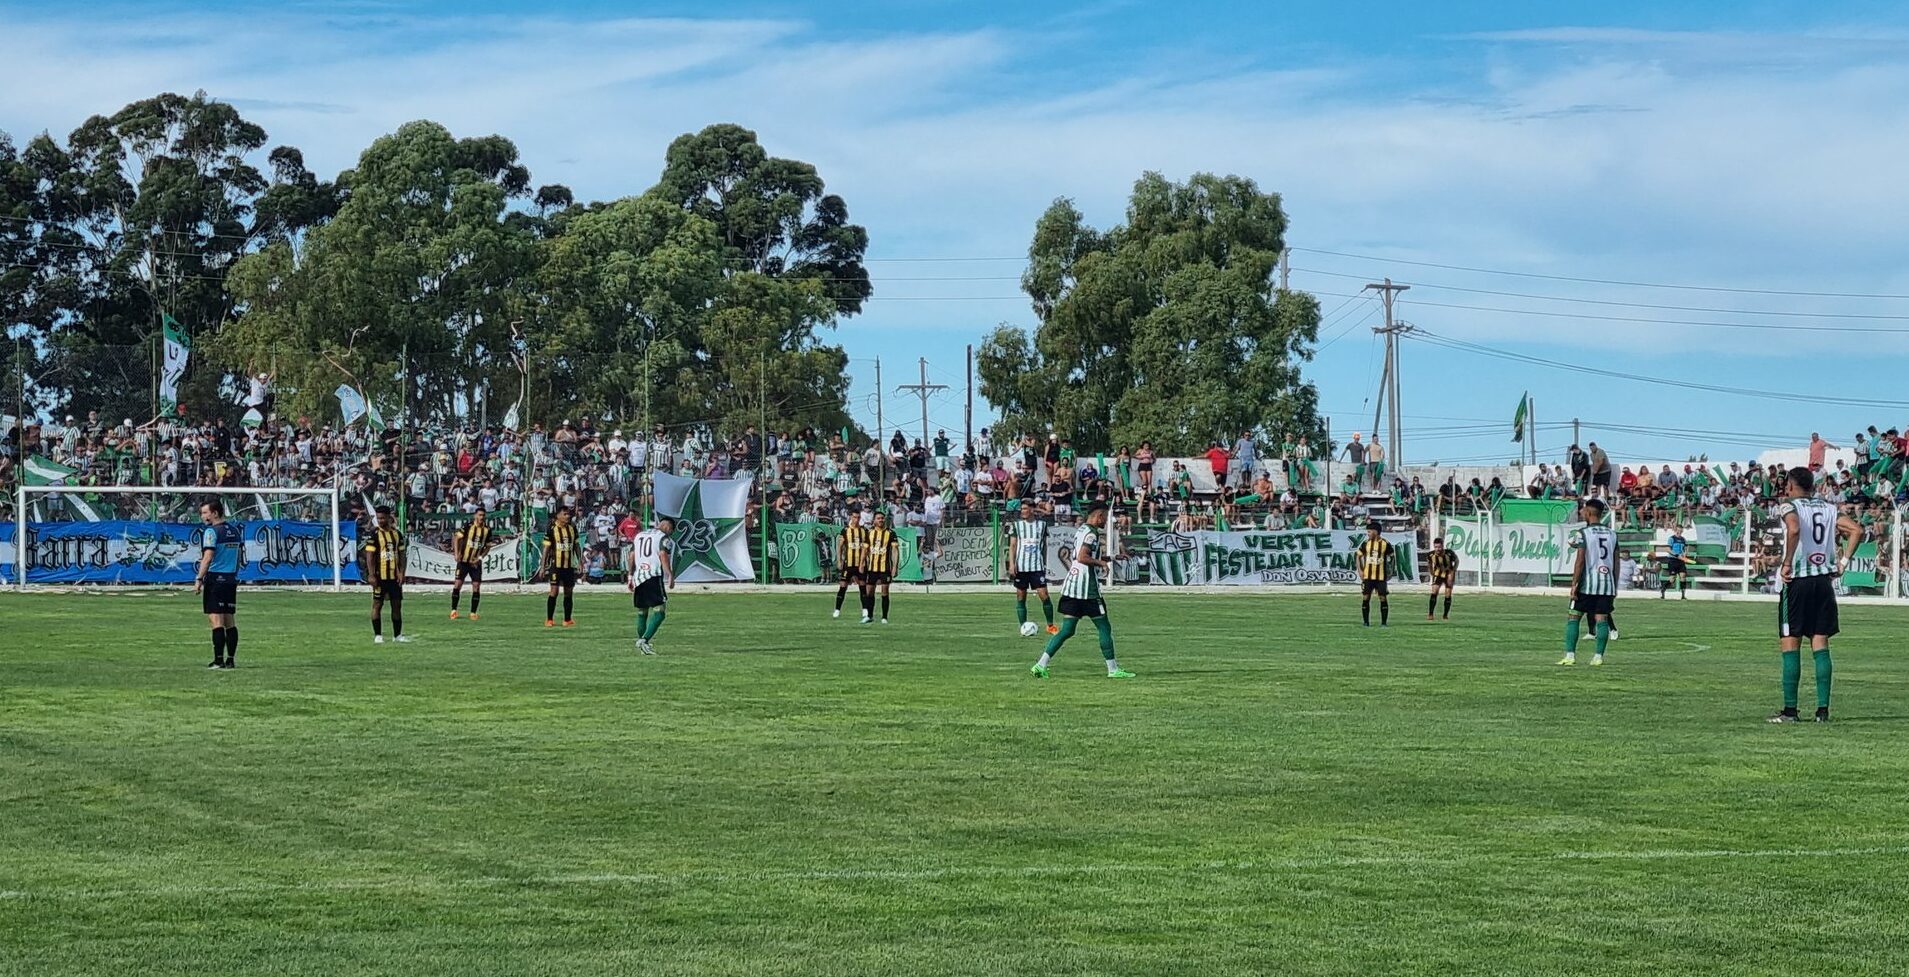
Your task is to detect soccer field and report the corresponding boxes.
[4,590,1908,976]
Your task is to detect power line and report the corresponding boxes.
[1305,288,1909,335]
[1294,267,1909,321]
[1292,246,1909,300]
[1407,330,1909,408]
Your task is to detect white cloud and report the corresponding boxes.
[7,7,1909,374]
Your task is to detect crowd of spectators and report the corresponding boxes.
[4,404,1903,591]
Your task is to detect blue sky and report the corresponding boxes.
[7,1,1909,466]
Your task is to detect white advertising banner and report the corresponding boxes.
[1147,529,1417,586]
[1442,518,1583,576]
[406,536,525,583]
[930,525,997,583]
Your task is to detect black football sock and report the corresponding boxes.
[225,626,238,661]
[372,614,382,637]
[1380,599,1389,626]
[547,593,557,620]
[835,585,848,610]
[211,627,227,663]
[391,602,403,638]
[1429,593,1439,616]
[1442,596,1452,618]
[1361,598,1371,625]
[881,595,890,619]
[563,590,574,622]
[470,591,480,614]
[451,589,461,611]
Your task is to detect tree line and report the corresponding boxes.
[0,92,868,439]
[2,92,1324,455]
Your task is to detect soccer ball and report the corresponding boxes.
[1019,621,1040,637]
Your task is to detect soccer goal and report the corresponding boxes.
[9,484,348,590]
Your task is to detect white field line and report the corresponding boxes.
[5,844,1908,902]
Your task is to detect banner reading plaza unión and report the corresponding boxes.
[1440,519,1581,577]
[1148,529,1416,586]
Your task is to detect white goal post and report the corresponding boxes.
[12,484,345,591]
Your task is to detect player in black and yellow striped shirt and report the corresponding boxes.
[1426,537,1459,621]
[1354,522,1393,627]
[363,505,409,643]
[543,506,582,627]
[832,505,867,619]
[858,511,901,624]
[450,510,492,621]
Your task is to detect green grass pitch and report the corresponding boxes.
[4,589,1909,976]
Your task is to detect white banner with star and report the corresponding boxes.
[653,471,755,583]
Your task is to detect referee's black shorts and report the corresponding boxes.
[1780,576,1839,639]
[201,573,239,614]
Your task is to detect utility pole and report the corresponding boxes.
[1364,278,1412,471]
[896,357,948,451]
[1279,248,1290,292]
[874,357,884,489]
[1572,417,1581,451]
[965,344,974,459]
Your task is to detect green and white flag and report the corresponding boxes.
[23,454,76,485]
[160,314,190,417]
[501,398,521,432]
[365,398,386,433]
[1511,392,1529,443]
[653,471,755,583]
[241,407,264,429]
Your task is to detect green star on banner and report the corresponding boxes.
[653,471,755,582]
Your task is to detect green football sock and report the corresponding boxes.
[636,609,650,637]
[1564,617,1581,654]
[1814,648,1832,710]
[1781,650,1801,710]
[1016,599,1028,625]
[1092,615,1115,660]
[1594,621,1610,655]
[643,608,666,640]
[1042,617,1078,657]
[1041,599,1054,625]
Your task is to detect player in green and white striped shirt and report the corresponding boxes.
[1030,502,1133,679]
[628,516,675,655]
[1770,467,1862,723]
[1558,498,1618,667]
[1007,504,1056,634]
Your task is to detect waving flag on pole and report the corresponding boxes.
[23,454,76,485]
[502,398,521,432]
[1512,392,1529,443]
[335,385,368,427]
[159,314,190,417]
[365,397,386,433]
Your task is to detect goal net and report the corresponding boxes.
[7,485,348,589]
